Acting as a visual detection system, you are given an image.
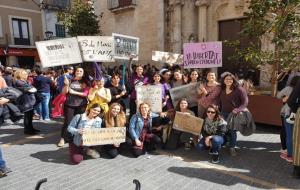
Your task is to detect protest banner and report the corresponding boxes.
[152,51,183,64]
[112,33,139,60]
[82,127,126,146]
[136,85,162,113]
[183,42,222,69]
[169,82,201,108]
[35,37,82,68]
[77,36,114,62]
[173,111,204,135]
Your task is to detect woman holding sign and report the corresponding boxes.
[196,105,227,164]
[103,103,126,158]
[129,103,165,157]
[57,67,90,147]
[67,103,102,164]
[87,77,111,114]
[220,72,248,156]
[152,72,172,111]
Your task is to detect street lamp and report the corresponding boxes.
[45,31,53,40]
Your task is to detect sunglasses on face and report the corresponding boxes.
[207,111,216,114]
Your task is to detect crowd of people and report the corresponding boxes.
[0,61,299,178]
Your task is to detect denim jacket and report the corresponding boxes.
[129,112,159,140]
[67,113,102,146]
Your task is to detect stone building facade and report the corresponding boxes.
[97,0,272,87]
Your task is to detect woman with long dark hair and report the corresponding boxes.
[220,72,248,156]
[58,67,90,147]
[196,105,227,163]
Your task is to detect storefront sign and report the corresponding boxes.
[173,111,204,135]
[82,127,126,146]
[112,33,139,60]
[183,42,222,69]
[35,37,82,68]
[152,51,183,64]
[136,85,162,113]
[77,36,114,62]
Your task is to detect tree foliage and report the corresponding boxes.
[57,0,101,36]
[231,0,300,95]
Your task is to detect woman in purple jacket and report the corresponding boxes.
[220,72,248,156]
[128,64,149,119]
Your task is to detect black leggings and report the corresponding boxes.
[104,145,119,158]
[61,105,86,139]
[24,109,34,132]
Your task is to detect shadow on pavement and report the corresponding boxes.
[30,147,72,165]
[164,140,300,189]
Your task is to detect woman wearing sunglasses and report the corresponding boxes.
[196,105,227,163]
[67,103,102,164]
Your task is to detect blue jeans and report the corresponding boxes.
[196,135,224,154]
[0,146,6,169]
[37,92,51,120]
[284,115,294,157]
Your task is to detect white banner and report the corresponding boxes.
[152,51,183,64]
[77,36,114,62]
[82,127,126,146]
[136,85,162,113]
[112,33,139,60]
[35,37,82,68]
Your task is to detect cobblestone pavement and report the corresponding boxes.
[0,120,299,190]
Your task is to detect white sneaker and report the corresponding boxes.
[286,113,295,124]
[86,148,100,159]
[57,139,65,147]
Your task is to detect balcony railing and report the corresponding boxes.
[41,0,71,11]
[107,0,137,11]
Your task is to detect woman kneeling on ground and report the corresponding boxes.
[196,105,227,164]
[129,103,166,157]
[67,103,102,164]
[103,103,126,158]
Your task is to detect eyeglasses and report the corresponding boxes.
[207,111,216,114]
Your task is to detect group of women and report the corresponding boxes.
[53,61,249,165]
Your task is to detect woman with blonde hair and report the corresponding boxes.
[103,103,126,158]
[129,103,165,157]
[14,69,40,135]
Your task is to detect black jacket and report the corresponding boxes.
[288,80,300,113]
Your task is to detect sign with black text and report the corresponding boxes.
[35,37,82,68]
[136,85,162,113]
[112,33,139,60]
[77,36,114,62]
[82,127,126,146]
[173,112,204,135]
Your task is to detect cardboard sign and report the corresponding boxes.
[169,82,201,108]
[77,36,114,62]
[112,33,139,60]
[35,37,82,68]
[183,42,222,68]
[136,85,162,113]
[82,127,126,146]
[173,111,204,135]
[152,51,183,64]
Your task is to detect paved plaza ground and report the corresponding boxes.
[0,119,299,190]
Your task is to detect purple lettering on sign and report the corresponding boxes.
[183,42,222,69]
